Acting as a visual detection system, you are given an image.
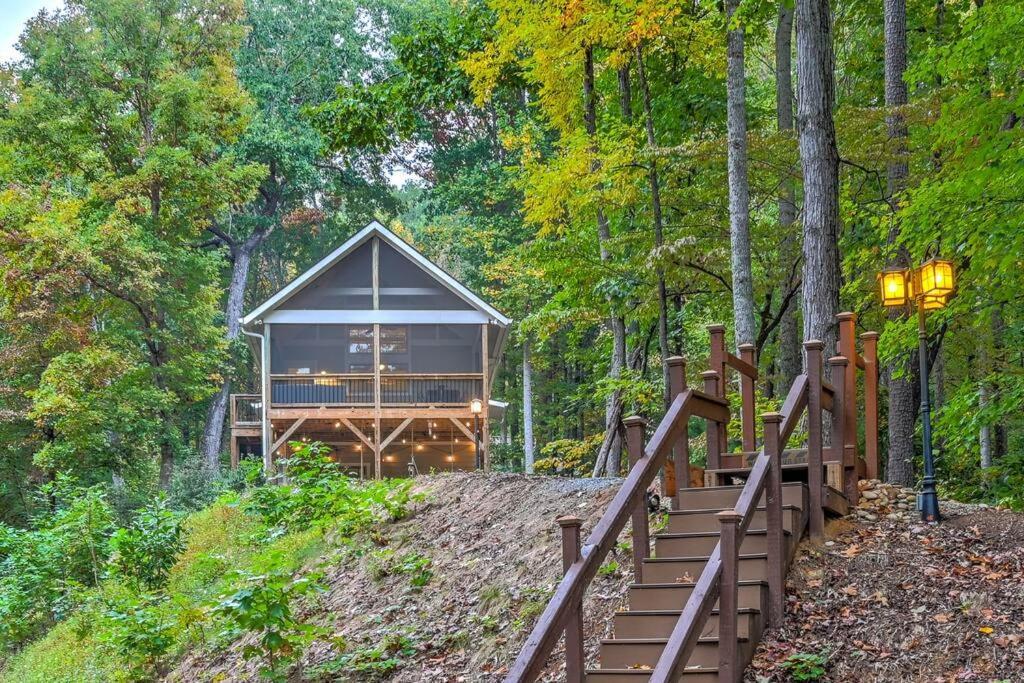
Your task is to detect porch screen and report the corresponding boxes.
[269,324,373,374]
[378,241,473,310]
[399,324,482,374]
[280,240,373,310]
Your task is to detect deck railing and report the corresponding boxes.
[231,394,262,426]
[264,373,483,409]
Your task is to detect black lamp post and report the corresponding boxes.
[879,258,955,523]
[470,398,483,469]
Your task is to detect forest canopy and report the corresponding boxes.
[0,0,1021,523]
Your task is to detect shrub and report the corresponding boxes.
[100,593,177,679]
[533,434,604,476]
[310,632,417,680]
[211,569,324,681]
[107,498,183,590]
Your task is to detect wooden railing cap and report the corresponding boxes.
[666,356,687,367]
[622,415,647,427]
[836,311,856,322]
[707,324,726,333]
[828,355,850,366]
[760,412,784,423]
[716,509,743,522]
[860,331,880,340]
[803,339,824,350]
[737,343,755,351]
[556,515,583,528]
[699,369,720,379]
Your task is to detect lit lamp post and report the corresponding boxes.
[878,257,955,522]
[470,398,484,469]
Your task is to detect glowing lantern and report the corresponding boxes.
[918,258,955,298]
[879,268,909,307]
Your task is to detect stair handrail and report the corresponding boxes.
[504,387,731,683]
[647,371,811,683]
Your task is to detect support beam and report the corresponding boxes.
[270,417,307,457]
[339,418,375,449]
[481,323,491,471]
[373,322,381,479]
[449,417,476,442]
[380,417,414,450]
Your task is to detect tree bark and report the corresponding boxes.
[776,3,801,389]
[523,339,535,473]
[726,0,755,347]
[796,0,841,361]
[636,45,673,407]
[883,0,917,486]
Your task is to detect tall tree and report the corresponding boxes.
[725,0,755,347]
[882,0,917,485]
[775,2,801,389]
[796,0,841,358]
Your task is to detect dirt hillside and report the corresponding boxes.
[169,472,636,682]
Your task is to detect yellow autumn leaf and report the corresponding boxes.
[979,626,995,634]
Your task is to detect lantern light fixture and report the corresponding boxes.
[918,257,955,298]
[879,267,910,307]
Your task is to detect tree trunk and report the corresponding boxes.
[523,339,535,473]
[883,0,917,486]
[636,45,673,407]
[584,45,626,477]
[200,243,253,471]
[796,0,841,360]
[726,0,755,347]
[776,3,801,389]
[979,380,992,468]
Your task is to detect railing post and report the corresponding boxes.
[668,357,689,503]
[804,341,825,541]
[761,412,785,628]
[708,325,729,458]
[738,343,756,453]
[717,509,742,683]
[624,416,650,583]
[829,355,857,505]
[557,516,585,683]
[836,313,858,468]
[860,332,880,480]
[701,371,722,476]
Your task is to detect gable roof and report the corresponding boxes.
[241,221,511,327]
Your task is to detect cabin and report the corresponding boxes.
[230,221,510,478]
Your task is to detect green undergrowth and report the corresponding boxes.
[0,443,417,682]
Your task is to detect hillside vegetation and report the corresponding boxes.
[0,445,630,682]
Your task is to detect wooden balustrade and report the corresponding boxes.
[506,314,878,683]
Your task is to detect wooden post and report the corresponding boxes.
[860,331,880,480]
[481,323,491,471]
[701,371,722,474]
[667,356,688,503]
[717,509,742,683]
[804,341,825,541]
[830,355,857,505]
[708,325,729,456]
[738,343,756,453]
[762,411,785,628]
[262,322,273,475]
[836,313,858,466]
[557,515,585,683]
[624,416,649,583]
[373,322,382,479]
[230,433,240,469]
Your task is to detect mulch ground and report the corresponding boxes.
[746,501,1024,683]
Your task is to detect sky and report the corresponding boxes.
[0,0,64,63]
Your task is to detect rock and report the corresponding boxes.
[887,513,901,520]
[863,513,878,522]
[862,491,880,500]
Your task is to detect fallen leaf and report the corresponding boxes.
[933,613,951,623]
[979,626,995,635]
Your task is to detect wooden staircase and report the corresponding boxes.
[504,314,880,683]
[587,483,808,682]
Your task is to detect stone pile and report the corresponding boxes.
[853,479,917,522]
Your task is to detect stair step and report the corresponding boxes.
[675,482,805,510]
[585,668,719,683]
[613,608,759,639]
[665,504,802,534]
[599,636,748,669]
[641,554,769,584]
[654,528,790,556]
[628,581,767,612]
